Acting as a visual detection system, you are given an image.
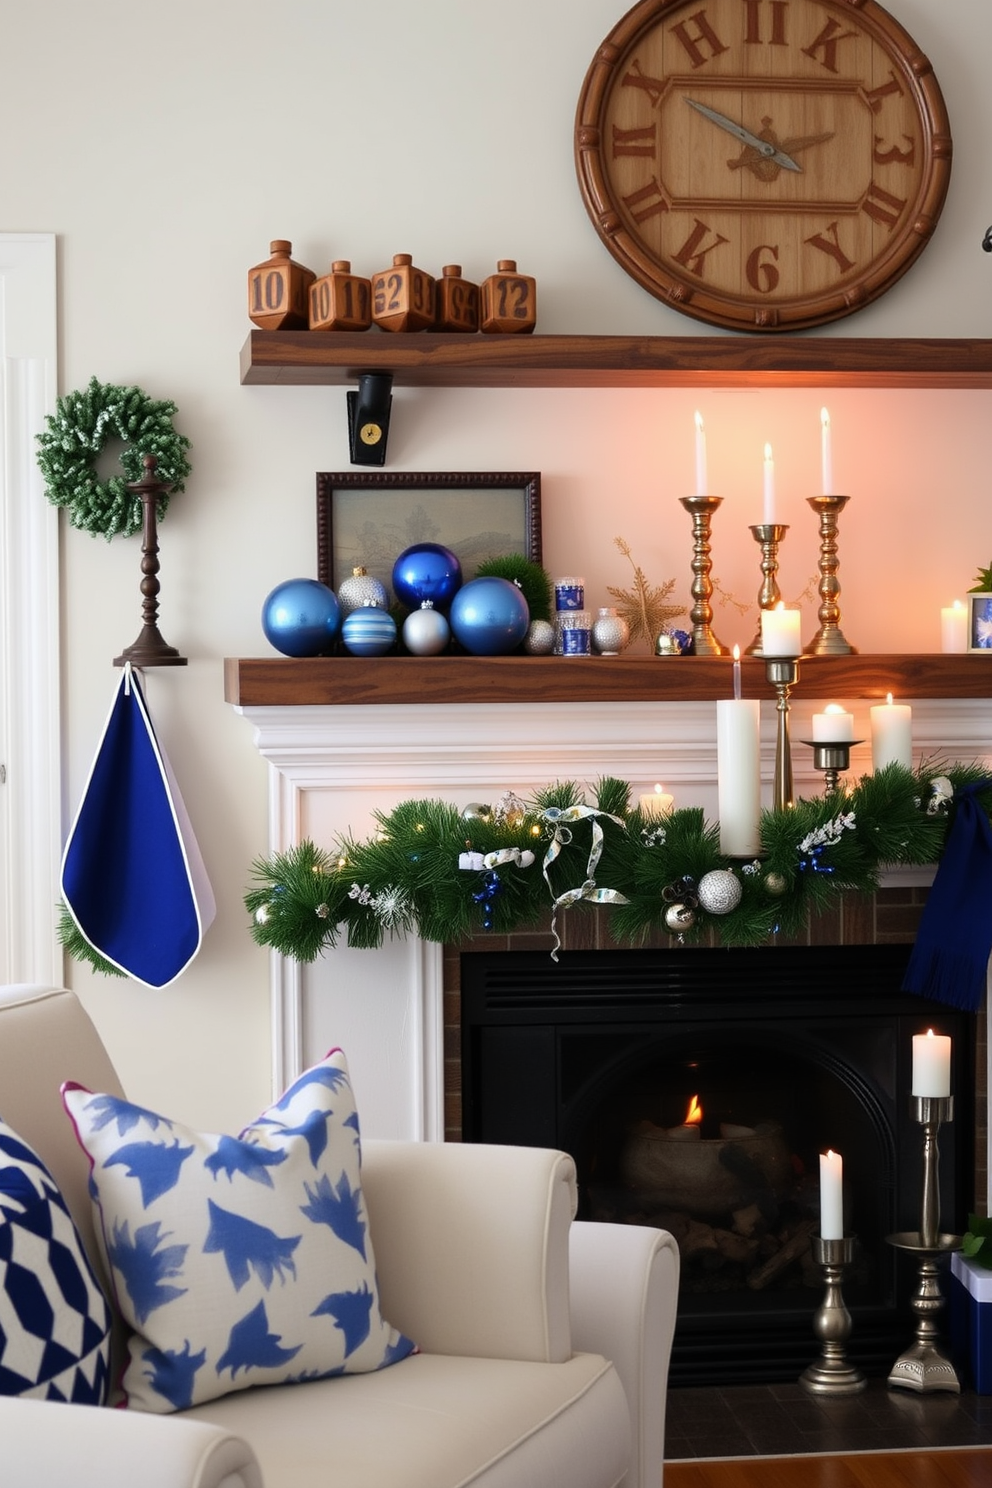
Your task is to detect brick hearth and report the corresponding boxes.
[443,886,988,1213]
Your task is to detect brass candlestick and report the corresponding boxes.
[802,739,864,797]
[800,1236,866,1396]
[745,523,789,656]
[679,495,729,656]
[804,495,857,657]
[765,657,799,810]
[113,455,187,668]
[887,1095,962,1394]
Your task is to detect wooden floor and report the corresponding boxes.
[665,1446,992,1487]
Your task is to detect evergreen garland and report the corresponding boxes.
[36,376,192,539]
[242,762,992,964]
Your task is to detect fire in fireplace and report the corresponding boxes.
[460,942,975,1386]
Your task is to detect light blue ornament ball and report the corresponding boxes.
[392,542,462,609]
[341,604,397,657]
[261,578,341,657]
[449,576,530,656]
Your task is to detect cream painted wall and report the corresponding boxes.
[1,0,990,1129]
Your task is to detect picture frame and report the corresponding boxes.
[316,471,542,596]
[968,592,992,652]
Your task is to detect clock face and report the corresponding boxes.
[575,0,952,331]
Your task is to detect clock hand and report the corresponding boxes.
[685,98,802,173]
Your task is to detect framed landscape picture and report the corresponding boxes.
[316,471,542,597]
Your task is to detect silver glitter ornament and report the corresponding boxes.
[591,607,630,656]
[697,869,742,915]
[338,565,388,616]
[524,619,555,655]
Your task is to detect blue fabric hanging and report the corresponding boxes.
[61,664,215,988]
[902,779,992,1012]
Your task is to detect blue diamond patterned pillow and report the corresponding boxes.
[0,1117,111,1403]
[62,1048,415,1414]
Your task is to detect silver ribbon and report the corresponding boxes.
[541,805,629,960]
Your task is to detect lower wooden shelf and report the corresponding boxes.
[224,653,992,708]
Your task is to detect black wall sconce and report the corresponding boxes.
[982,226,992,253]
[348,372,393,466]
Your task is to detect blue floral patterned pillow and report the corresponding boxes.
[62,1049,415,1413]
[0,1117,111,1403]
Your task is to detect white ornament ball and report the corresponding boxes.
[697,869,743,915]
[403,603,451,656]
[523,619,555,655]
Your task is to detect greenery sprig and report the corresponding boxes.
[241,762,992,965]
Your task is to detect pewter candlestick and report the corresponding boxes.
[800,1236,866,1396]
[887,1095,962,1393]
[679,495,729,656]
[745,522,788,656]
[801,739,864,797]
[765,657,799,810]
[804,495,857,657]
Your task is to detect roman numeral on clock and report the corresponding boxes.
[622,178,671,223]
[861,180,908,229]
[612,123,657,158]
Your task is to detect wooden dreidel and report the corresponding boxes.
[434,264,479,333]
[248,240,315,330]
[371,254,435,332]
[309,260,372,331]
[480,259,537,334]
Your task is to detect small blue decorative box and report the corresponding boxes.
[949,1251,992,1393]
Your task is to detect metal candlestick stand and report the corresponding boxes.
[804,495,857,657]
[886,1095,962,1393]
[679,495,729,656]
[113,454,187,668]
[765,657,799,810]
[745,522,789,656]
[800,1236,866,1395]
[801,739,864,797]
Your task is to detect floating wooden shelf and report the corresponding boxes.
[225,654,992,709]
[240,331,992,389]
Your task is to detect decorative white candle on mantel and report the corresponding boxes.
[819,1150,844,1239]
[941,600,968,654]
[717,646,761,858]
[820,407,833,495]
[640,783,674,819]
[812,702,854,743]
[912,1028,951,1097]
[870,693,913,771]
[763,442,776,524]
[760,602,801,657]
[694,410,707,497]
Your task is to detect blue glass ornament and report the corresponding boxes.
[262,578,341,657]
[341,604,397,657]
[449,576,530,656]
[392,542,462,609]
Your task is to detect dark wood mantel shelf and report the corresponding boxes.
[240,331,992,389]
[225,654,992,708]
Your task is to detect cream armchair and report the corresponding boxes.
[0,984,679,1488]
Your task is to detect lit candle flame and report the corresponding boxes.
[685,1094,703,1125]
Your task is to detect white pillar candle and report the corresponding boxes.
[870,693,913,771]
[820,407,833,495]
[717,697,761,857]
[694,410,707,496]
[763,442,776,524]
[640,783,674,818]
[812,703,854,743]
[912,1028,951,1097]
[760,603,801,657]
[941,600,968,654]
[819,1150,844,1239]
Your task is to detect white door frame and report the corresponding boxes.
[0,233,60,984]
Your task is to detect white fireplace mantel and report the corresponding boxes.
[237,693,992,1146]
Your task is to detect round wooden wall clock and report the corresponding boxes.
[574,0,952,331]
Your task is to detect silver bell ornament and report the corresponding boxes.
[338,565,388,616]
[402,601,450,656]
[697,869,743,915]
[664,902,696,933]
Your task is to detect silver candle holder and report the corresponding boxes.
[800,1235,866,1396]
[801,739,865,797]
[765,657,800,811]
[886,1094,962,1394]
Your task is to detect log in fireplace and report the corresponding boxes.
[460,941,975,1386]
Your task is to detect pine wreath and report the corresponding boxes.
[36,376,192,539]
